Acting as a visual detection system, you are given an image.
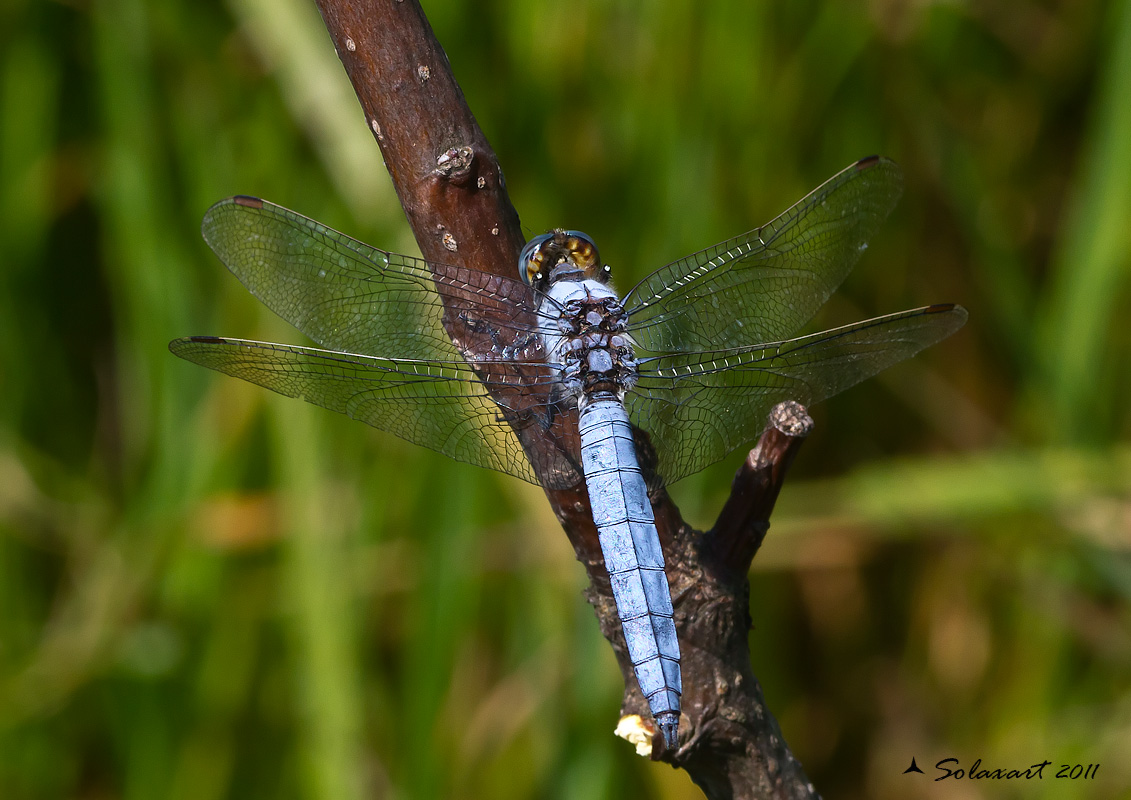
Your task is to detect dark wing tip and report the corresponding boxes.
[202,196,265,239]
[853,154,904,178]
[923,302,969,330]
[925,302,968,318]
[169,335,228,355]
[202,196,268,248]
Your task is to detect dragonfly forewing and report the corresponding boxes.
[623,156,903,354]
[202,197,551,364]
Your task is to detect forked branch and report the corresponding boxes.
[312,2,818,797]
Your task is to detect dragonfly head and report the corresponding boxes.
[520,229,609,288]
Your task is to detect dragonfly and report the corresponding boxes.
[170,155,966,750]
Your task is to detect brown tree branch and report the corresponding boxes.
[312,2,819,796]
[314,0,525,278]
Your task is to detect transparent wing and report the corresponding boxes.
[169,336,584,488]
[201,197,547,361]
[623,156,904,353]
[626,304,967,486]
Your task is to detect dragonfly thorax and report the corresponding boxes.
[538,278,638,403]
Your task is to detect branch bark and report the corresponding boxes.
[312,2,819,796]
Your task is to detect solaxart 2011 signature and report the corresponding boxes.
[934,758,1100,782]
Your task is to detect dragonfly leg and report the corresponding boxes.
[457,310,540,359]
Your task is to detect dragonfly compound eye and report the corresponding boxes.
[560,230,601,278]
[519,232,554,286]
[519,230,603,286]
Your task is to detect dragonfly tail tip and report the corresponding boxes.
[655,712,679,752]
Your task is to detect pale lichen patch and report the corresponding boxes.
[614,714,653,758]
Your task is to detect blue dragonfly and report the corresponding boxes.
[170,156,966,750]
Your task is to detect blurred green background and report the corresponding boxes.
[2,0,1129,798]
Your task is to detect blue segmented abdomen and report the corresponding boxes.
[578,395,682,739]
